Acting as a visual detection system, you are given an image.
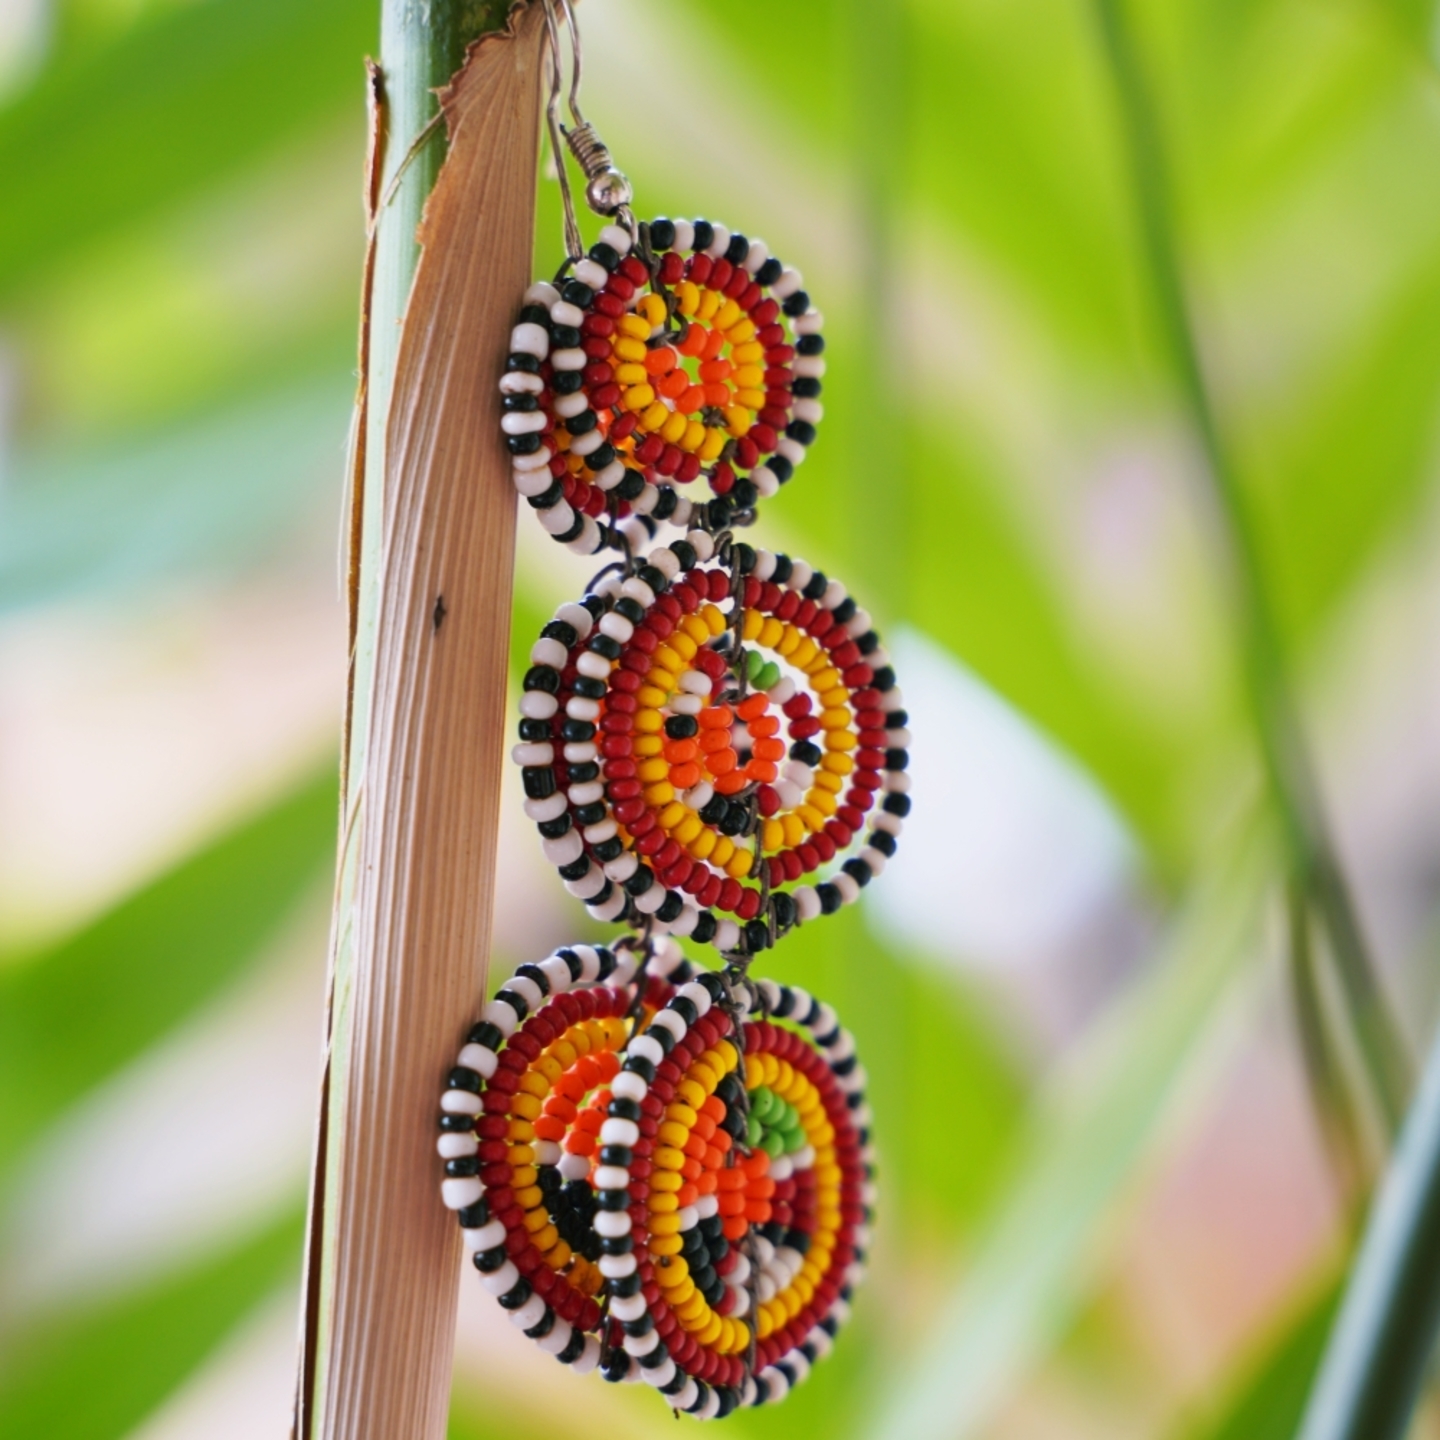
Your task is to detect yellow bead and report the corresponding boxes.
[732,341,764,363]
[821,751,855,774]
[689,1061,719,1092]
[697,1313,724,1346]
[646,667,677,692]
[821,686,850,710]
[688,828,717,859]
[696,289,721,321]
[820,707,851,731]
[813,770,843,794]
[682,419,709,451]
[724,405,753,435]
[614,334,648,359]
[825,729,858,752]
[637,758,669,782]
[675,281,699,314]
[726,847,753,879]
[741,608,764,641]
[807,788,838,817]
[761,818,785,852]
[509,1093,541,1120]
[644,782,675,805]
[681,615,710,644]
[789,637,818,669]
[726,318,757,344]
[637,293,668,326]
[701,604,727,636]
[714,1039,739,1072]
[648,1191,679,1213]
[733,364,764,389]
[781,814,806,847]
[660,801,687,829]
[660,409,688,444]
[650,1233,684,1256]
[641,400,670,431]
[775,624,802,657]
[650,1212,682,1236]
[710,836,734,868]
[522,1206,549,1233]
[669,631,697,661]
[656,1256,690,1287]
[676,1078,706,1107]
[714,299,742,330]
[666,1102,698,1126]
[658,1120,689,1146]
[756,617,783,649]
[547,1040,576,1068]
[547,1239,572,1268]
[654,1146,686,1170]
[811,667,841,691]
[618,314,650,339]
[614,362,646,385]
[632,733,663,756]
[698,427,726,460]
[513,1183,542,1206]
[534,1055,562,1083]
[653,645,684,673]
[674,814,703,845]
[634,709,663,733]
[651,1168,683,1192]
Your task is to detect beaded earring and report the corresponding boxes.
[437,939,873,1418]
[441,0,908,1416]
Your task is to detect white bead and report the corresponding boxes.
[794,309,824,334]
[642,1355,677,1388]
[554,601,591,639]
[553,389,588,419]
[648,546,680,578]
[768,677,796,705]
[437,1132,478,1158]
[534,1139,560,1165]
[593,459,626,491]
[787,560,813,592]
[600,1117,640,1147]
[771,265,803,298]
[649,1008,687,1042]
[756,979,782,1013]
[507,1292,547,1329]
[530,637,568,669]
[673,1379,698,1411]
[574,258,608,288]
[568,780,603,806]
[792,398,823,425]
[677,981,712,1016]
[564,866,607,901]
[652,935,684,974]
[507,974,543,1011]
[500,410,545,436]
[558,1151,590,1180]
[551,347,586,370]
[728,1286,750,1318]
[629,483,658,515]
[686,529,714,561]
[860,847,887,876]
[511,742,553,767]
[441,1176,483,1209]
[481,997,520,1035]
[670,220,695,251]
[623,1328,660,1356]
[499,370,543,394]
[593,1163,632,1191]
[572,1336,603,1374]
[694,1191,719,1220]
[633,883,666,914]
[611,1071,647,1102]
[575,651,611,680]
[570,428,603,457]
[524,281,560,308]
[539,501,577,535]
[564,696,599,723]
[885,770,910,793]
[741,1377,759,1408]
[610,947,639,986]
[752,466,780,498]
[463,1217,505,1251]
[620,577,656,607]
[479,1260,519,1295]
[768,1155,793,1182]
[793,886,820,922]
[513,444,552,470]
[523,792,566,824]
[669,692,702,716]
[538,955,573,993]
[672,496,693,526]
[593,1208,632,1237]
[509,321,549,356]
[456,1043,498,1078]
[520,691,558,722]
[591,887,627,921]
[599,222,632,255]
[881,685,905,709]
[512,466,553,498]
[668,905,700,937]
[794,355,826,378]
[538,1319,574,1355]
[773,780,803,809]
[604,852,638,881]
[697,1388,722,1420]
[593,572,622,599]
[598,1252,637,1278]
[611,1291,646,1322]
[582,819,617,844]
[750,548,776,581]
[704,223,731,258]
[833,872,861,905]
[714,919,740,951]
[776,436,806,466]
[744,238,770,273]
[550,299,584,327]
[541,831,583,865]
[440,1088,482,1115]
[628,1033,664,1067]
[729,1252,751,1285]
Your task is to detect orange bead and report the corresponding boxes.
[748,1176,776,1200]
[645,346,677,375]
[669,761,701,789]
[717,1165,746,1190]
[722,1216,749,1241]
[699,728,732,755]
[677,384,707,413]
[714,771,748,795]
[658,369,689,399]
[751,738,785,762]
[692,1114,716,1141]
[569,1132,596,1156]
[711,1129,732,1154]
[682,1156,704,1181]
[703,382,730,407]
[678,325,708,357]
[745,760,778,784]
[698,705,733,729]
[663,738,699,762]
[534,1116,567,1141]
[748,715,780,738]
[698,358,732,383]
[736,694,770,721]
[744,1200,772,1224]
[742,1150,771,1179]
[702,327,726,360]
[684,1132,708,1160]
[544,1095,578,1121]
[702,1095,726,1122]
[555,1073,586,1102]
[717,1190,746,1217]
[575,1107,604,1134]
[697,1169,719,1196]
[704,1144,726,1170]
[707,747,738,776]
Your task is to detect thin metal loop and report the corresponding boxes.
[541,0,584,261]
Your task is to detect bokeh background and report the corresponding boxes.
[4,0,1440,1436]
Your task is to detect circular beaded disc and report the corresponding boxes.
[500,217,825,557]
[512,535,911,957]
[437,941,873,1419]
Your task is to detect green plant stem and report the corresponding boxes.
[1091,0,1410,1134]
[1296,1020,1440,1440]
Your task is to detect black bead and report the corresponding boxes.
[506,432,541,455]
[732,542,756,573]
[556,948,585,981]
[797,332,825,355]
[588,240,620,272]
[842,858,873,888]
[570,761,600,785]
[551,323,581,349]
[873,665,897,691]
[782,290,810,317]
[656,890,684,923]
[698,794,729,826]
[870,829,897,857]
[706,496,733,529]
[586,441,616,470]
[572,675,605,700]
[669,539,697,570]
[582,594,606,618]
[573,801,606,827]
[730,478,758,509]
[551,368,583,395]
[648,217,677,250]
[624,865,654,895]
[517,717,550,742]
[541,619,578,648]
[637,1341,671,1368]
[616,468,644,500]
[621,1312,654,1337]
[691,911,718,944]
[883,792,911,817]
[557,511,585,545]
[447,1066,482,1094]
[595,946,618,979]
[790,740,822,767]
[524,1306,557,1339]
[561,718,596,743]
[558,855,591,881]
[440,1112,475,1133]
[502,392,538,413]
[817,882,842,914]
[565,408,597,436]
[615,595,645,623]
[588,633,622,660]
[691,219,714,251]
[792,375,822,398]
[526,478,564,510]
[608,1095,641,1121]
[670,995,699,1026]
[623,1053,656,1083]
[724,233,749,265]
[769,453,793,483]
[857,630,880,655]
[648,1019,676,1053]
[494,987,529,1021]
[473,1245,508,1272]
[597,1187,630,1211]
[457,1198,490,1226]
[599,1234,633,1255]
[715,1387,739,1418]
[506,351,541,373]
[885,747,909,771]
[537,813,572,839]
[766,553,792,585]
[802,569,829,600]
[592,837,623,863]
[771,890,796,931]
[467,1019,503,1049]
[637,563,668,593]
[886,708,909,729]
[518,303,551,327]
[601,1350,630,1383]
[786,419,817,447]
[557,1328,587,1364]
[744,918,771,952]
[560,279,593,307]
[516,961,551,996]
[523,664,559,694]
[685,1381,711,1414]
[756,256,783,285]
[652,485,678,520]
[609,1269,642,1298]
[599,1143,633,1165]
[664,714,698,739]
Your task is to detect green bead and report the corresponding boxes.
[746,648,764,681]
[750,1086,776,1122]
[783,1125,806,1154]
[755,661,782,691]
[746,1115,763,1149]
[761,1130,785,1159]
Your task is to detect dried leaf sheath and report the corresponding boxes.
[300,7,546,1438]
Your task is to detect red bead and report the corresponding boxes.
[748,423,777,452]
[734,436,759,469]
[717,878,743,913]
[687,253,713,285]
[658,251,684,284]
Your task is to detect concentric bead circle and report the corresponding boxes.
[512,536,910,957]
[500,218,824,556]
[437,941,874,1418]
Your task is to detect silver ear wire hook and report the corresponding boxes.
[542,0,638,262]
